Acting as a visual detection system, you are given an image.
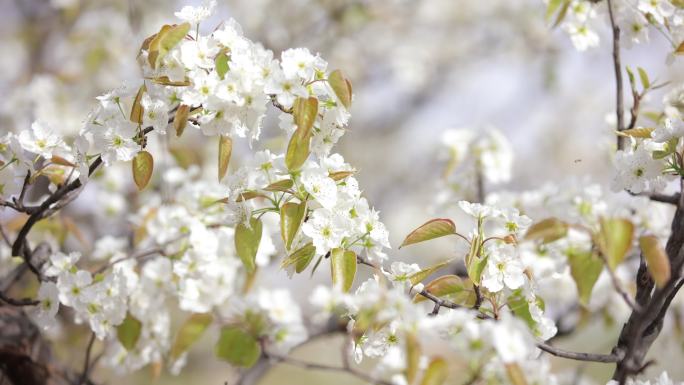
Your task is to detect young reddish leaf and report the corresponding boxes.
[148,23,191,69]
[331,248,357,292]
[599,217,634,270]
[218,135,232,181]
[285,97,318,171]
[640,235,671,288]
[117,312,142,351]
[417,275,465,298]
[328,70,352,109]
[616,127,654,138]
[328,170,356,181]
[408,259,453,285]
[280,201,307,251]
[235,217,262,273]
[215,327,261,368]
[174,104,191,137]
[264,179,294,192]
[400,219,456,248]
[132,150,154,191]
[524,218,568,243]
[170,313,213,360]
[235,190,267,202]
[130,84,146,124]
[420,357,448,385]
[293,96,318,133]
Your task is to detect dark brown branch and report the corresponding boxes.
[79,332,96,385]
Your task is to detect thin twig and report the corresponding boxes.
[598,253,642,313]
[263,348,393,385]
[537,342,622,363]
[79,332,96,385]
[607,0,625,149]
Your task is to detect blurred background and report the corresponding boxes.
[2,0,684,384]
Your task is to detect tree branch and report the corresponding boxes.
[537,342,622,363]
[607,0,625,149]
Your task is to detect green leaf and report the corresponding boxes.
[293,96,318,133]
[132,151,154,191]
[148,23,191,69]
[598,217,634,270]
[420,357,448,385]
[567,249,603,306]
[524,218,568,243]
[280,201,307,251]
[235,217,263,273]
[640,235,671,288]
[616,127,654,138]
[626,66,636,91]
[117,312,142,351]
[285,97,318,171]
[215,50,230,79]
[399,218,456,248]
[215,327,261,368]
[408,259,452,285]
[218,135,232,182]
[467,255,488,286]
[170,313,213,360]
[328,170,355,181]
[280,243,316,273]
[264,179,294,192]
[174,104,191,137]
[235,191,268,202]
[405,332,421,384]
[130,84,146,124]
[149,76,191,86]
[331,248,357,292]
[637,67,650,90]
[328,70,352,109]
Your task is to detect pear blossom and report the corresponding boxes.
[174,0,216,24]
[141,94,169,134]
[638,0,675,25]
[29,282,60,330]
[481,244,526,292]
[18,121,68,159]
[611,145,665,193]
[301,208,350,255]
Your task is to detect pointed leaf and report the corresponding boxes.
[117,312,142,350]
[235,217,262,273]
[418,275,465,298]
[130,84,146,124]
[280,243,316,273]
[174,104,191,137]
[215,327,261,368]
[285,130,312,172]
[329,170,355,181]
[170,313,213,360]
[408,259,452,285]
[264,179,294,192]
[132,150,154,191]
[640,235,671,288]
[420,357,448,385]
[567,249,603,305]
[524,218,568,243]
[400,219,456,248]
[331,248,357,292]
[235,190,267,202]
[637,67,650,90]
[218,135,232,181]
[280,201,307,251]
[148,23,190,69]
[616,127,654,138]
[599,217,634,270]
[467,255,488,286]
[328,70,352,109]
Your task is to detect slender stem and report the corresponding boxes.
[0,291,39,306]
[598,253,642,312]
